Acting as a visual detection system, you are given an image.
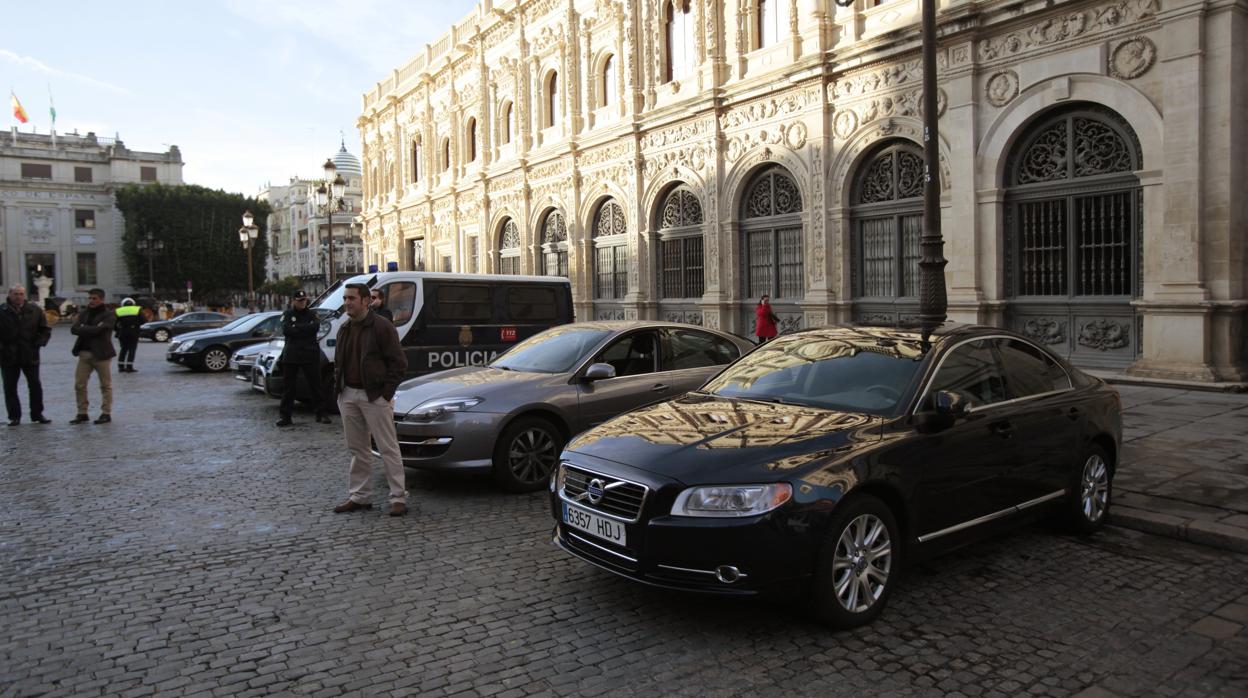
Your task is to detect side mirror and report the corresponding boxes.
[912,390,968,434]
[583,363,616,381]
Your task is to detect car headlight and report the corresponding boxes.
[670,483,792,518]
[317,319,333,340]
[403,397,483,422]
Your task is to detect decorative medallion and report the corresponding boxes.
[1077,320,1129,351]
[833,110,858,140]
[1020,318,1067,345]
[785,121,808,151]
[986,71,1020,107]
[1109,37,1156,80]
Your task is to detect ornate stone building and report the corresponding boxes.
[358,0,1247,381]
[1,129,183,301]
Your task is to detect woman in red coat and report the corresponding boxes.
[754,295,779,344]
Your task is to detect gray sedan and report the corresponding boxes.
[392,321,755,492]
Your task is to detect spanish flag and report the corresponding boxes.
[11,92,28,124]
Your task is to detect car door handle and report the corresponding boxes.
[651,383,669,393]
[1066,407,1082,421]
[989,420,1014,437]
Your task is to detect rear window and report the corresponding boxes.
[431,284,491,323]
[505,286,558,322]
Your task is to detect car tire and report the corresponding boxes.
[813,494,900,629]
[492,416,564,493]
[1061,443,1112,536]
[153,328,170,343]
[201,347,231,373]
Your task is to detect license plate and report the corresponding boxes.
[562,503,626,546]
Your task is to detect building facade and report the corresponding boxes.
[260,143,365,294]
[0,129,183,302]
[357,0,1247,382]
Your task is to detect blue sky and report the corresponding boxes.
[4,0,477,195]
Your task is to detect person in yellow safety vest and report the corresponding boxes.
[115,298,143,373]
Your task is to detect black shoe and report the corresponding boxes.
[6,419,18,426]
[275,417,293,427]
[316,414,331,424]
[94,414,111,424]
[69,414,90,424]
[31,416,51,424]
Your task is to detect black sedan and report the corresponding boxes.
[166,312,281,372]
[550,323,1122,629]
[140,311,232,342]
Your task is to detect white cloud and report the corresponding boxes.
[0,49,132,96]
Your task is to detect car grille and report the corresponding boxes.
[561,465,647,522]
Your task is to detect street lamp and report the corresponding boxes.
[239,210,260,309]
[135,232,164,296]
[314,158,348,287]
[834,0,947,326]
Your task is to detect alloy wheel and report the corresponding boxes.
[154,329,170,342]
[204,349,229,372]
[507,427,557,486]
[832,513,893,614]
[1080,454,1110,523]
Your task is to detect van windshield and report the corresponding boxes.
[313,276,375,314]
[491,326,612,374]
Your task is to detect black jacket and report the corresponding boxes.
[0,301,52,367]
[71,305,117,359]
[334,311,408,402]
[279,306,324,364]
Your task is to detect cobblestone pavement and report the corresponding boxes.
[2,328,1247,697]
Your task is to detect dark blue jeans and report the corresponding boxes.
[2,363,44,421]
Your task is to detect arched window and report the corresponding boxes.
[657,185,704,299]
[410,140,422,183]
[664,0,694,83]
[593,200,628,299]
[540,210,569,277]
[466,117,478,162]
[601,55,616,108]
[741,166,803,301]
[545,72,559,128]
[498,218,521,275]
[499,101,513,145]
[440,137,451,172]
[850,140,924,302]
[757,0,789,49]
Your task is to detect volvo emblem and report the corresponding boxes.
[586,478,606,504]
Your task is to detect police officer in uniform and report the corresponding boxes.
[114,298,143,372]
[276,290,329,426]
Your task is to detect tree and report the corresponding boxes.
[115,184,271,298]
[261,276,303,297]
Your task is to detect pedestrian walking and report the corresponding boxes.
[332,283,409,517]
[755,294,779,345]
[114,298,143,373]
[275,290,329,427]
[70,288,115,424]
[369,288,393,322]
[0,284,52,426]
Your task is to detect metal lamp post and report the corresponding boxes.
[314,159,348,287]
[135,232,164,296]
[834,0,947,326]
[239,210,260,309]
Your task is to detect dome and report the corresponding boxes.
[331,138,363,179]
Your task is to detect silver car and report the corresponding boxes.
[392,321,755,492]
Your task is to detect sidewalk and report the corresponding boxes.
[1109,383,1248,553]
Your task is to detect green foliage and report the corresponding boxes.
[261,276,303,297]
[115,184,271,297]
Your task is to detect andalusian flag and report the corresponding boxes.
[11,92,29,124]
[48,86,56,126]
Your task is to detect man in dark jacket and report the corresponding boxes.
[276,290,328,426]
[332,283,410,516]
[114,298,143,373]
[70,288,116,424]
[369,288,393,322]
[0,284,52,425]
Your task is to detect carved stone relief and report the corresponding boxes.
[725,122,808,162]
[1020,317,1067,345]
[977,0,1160,63]
[986,70,1020,107]
[720,87,822,130]
[1078,319,1130,351]
[23,209,54,244]
[1109,36,1156,79]
[833,110,858,140]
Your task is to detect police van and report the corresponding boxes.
[312,271,574,377]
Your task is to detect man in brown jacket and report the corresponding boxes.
[70,288,116,424]
[332,283,410,516]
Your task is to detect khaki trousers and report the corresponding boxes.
[74,351,113,415]
[338,386,406,504]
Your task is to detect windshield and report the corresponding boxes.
[491,326,613,373]
[219,314,268,332]
[702,330,930,415]
[312,275,375,314]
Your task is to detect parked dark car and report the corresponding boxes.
[551,323,1122,629]
[392,321,755,492]
[231,339,278,386]
[165,312,281,372]
[140,311,232,342]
